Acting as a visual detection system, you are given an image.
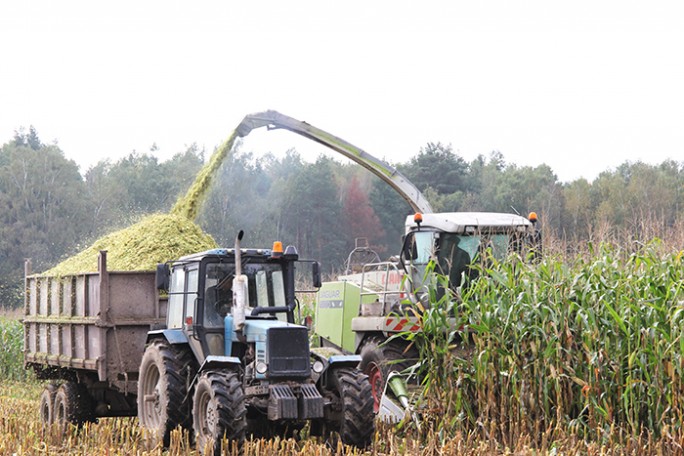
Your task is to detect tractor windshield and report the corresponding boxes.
[203,262,287,327]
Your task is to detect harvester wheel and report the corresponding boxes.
[39,383,57,428]
[137,339,195,447]
[53,381,94,430]
[359,336,418,412]
[325,367,374,448]
[192,370,246,454]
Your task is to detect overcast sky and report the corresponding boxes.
[1,1,682,183]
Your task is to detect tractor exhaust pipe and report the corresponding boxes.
[232,230,248,331]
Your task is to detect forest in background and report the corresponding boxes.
[1,126,683,308]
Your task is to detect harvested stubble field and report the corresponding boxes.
[0,382,682,456]
[4,240,684,455]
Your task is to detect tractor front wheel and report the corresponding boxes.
[324,367,374,448]
[192,370,246,454]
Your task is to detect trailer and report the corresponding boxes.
[24,251,166,425]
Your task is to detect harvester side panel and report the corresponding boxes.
[315,281,377,353]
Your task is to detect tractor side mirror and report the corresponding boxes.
[311,262,322,288]
[156,263,170,292]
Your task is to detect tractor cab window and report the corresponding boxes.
[167,268,185,329]
[185,269,198,327]
[167,265,198,329]
[245,263,287,318]
[203,262,287,327]
[203,263,235,327]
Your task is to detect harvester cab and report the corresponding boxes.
[400,211,538,301]
[140,232,374,452]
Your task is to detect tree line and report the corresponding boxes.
[1,128,682,308]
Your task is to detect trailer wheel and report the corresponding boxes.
[39,383,57,428]
[53,381,93,429]
[359,336,418,412]
[192,370,246,454]
[325,367,374,448]
[138,339,195,447]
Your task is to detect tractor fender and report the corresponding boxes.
[311,349,362,386]
[314,354,363,389]
[327,354,362,367]
[310,348,361,370]
[184,355,243,404]
[146,328,189,345]
[197,355,242,373]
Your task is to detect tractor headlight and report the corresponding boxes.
[255,361,268,375]
[312,360,324,374]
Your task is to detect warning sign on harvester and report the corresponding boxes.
[319,300,343,309]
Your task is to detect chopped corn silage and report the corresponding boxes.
[171,130,239,221]
[43,213,217,275]
[42,129,241,275]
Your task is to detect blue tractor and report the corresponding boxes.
[138,231,374,452]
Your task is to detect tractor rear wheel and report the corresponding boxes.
[192,370,246,454]
[359,336,418,412]
[325,367,374,448]
[137,339,195,447]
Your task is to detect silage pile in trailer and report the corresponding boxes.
[43,130,241,275]
[44,213,217,275]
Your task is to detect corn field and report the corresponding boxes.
[3,241,684,454]
[406,240,684,451]
[0,315,26,381]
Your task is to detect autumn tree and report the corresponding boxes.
[342,175,385,253]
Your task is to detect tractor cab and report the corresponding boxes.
[157,240,319,367]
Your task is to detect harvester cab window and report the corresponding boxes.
[438,234,473,288]
[403,231,438,296]
[489,234,510,260]
[411,231,435,265]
